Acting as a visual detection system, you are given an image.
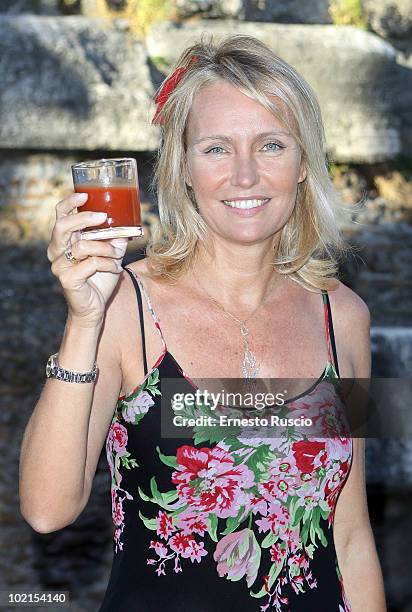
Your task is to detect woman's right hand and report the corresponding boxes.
[47,193,128,328]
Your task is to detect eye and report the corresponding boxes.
[262,142,284,151]
[205,146,225,154]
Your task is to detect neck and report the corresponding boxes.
[190,237,283,314]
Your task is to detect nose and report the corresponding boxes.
[230,155,259,189]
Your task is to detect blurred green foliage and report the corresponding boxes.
[88,0,173,36]
[151,56,171,73]
[329,0,368,29]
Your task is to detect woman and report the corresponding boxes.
[19,35,386,610]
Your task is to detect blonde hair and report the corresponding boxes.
[146,33,352,291]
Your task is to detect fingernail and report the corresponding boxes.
[91,212,107,219]
[111,238,128,247]
[74,192,88,200]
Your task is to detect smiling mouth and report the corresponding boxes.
[222,198,270,209]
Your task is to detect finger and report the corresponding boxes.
[48,211,108,262]
[58,211,108,239]
[70,237,128,263]
[57,257,123,290]
[55,192,89,220]
[50,237,127,275]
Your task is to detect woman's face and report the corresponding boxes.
[184,80,306,246]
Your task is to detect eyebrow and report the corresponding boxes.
[193,131,292,145]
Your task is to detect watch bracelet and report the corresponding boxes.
[47,352,98,383]
[55,368,97,383]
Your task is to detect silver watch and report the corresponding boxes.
[45,353,98,383]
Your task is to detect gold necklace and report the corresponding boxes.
[192,273,278,381]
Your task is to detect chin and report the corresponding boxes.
[225,231,276,245]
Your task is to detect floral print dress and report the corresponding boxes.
[98,267,353,612]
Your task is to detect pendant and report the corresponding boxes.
[242,348,260,380]
[239,322,260,380]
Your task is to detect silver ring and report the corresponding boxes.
[64,246,79,264]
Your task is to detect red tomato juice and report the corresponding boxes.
[75,184,141,232]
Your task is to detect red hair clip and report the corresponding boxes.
[152,56,198,126]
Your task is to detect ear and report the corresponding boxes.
[298,161,307,183]
[183,160,192,188]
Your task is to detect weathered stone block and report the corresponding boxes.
[362,0,412,40]
[173,0,332,23]
[147,20,404,163]
[0,16,159,151]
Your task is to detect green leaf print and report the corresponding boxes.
[310,519,317,546]
[120,453,139,469]
[220,507,248,536]
[301,518,310,547]
[246,444,273,481]
[193,424,240,446]
[138,510,157,530]
[208,514,218,542]
[261,531,277,548]
[145,370,161,396]
[137,478,180,511]
[156,445,178,468]
[292,504,305,527]
[250,558,284,598]
[305,543,315,558]
[315,525,328,547]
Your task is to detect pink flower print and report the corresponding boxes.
[148,540,175,576]
[256,500,290,535]
[260,475,294,502]
[325,459,350,515]
[175,508,208,536]
[172,445,254,519]
[111,488,125,526]
[291,440,326,474]
[123,390,154,423]
[169,532,208,563]
[296,486,323,510]
[213,528,261,588]
[271,457,299,478]
[156,510,176,540]
[270,540,288,564]
[111,422,128,456]
[287,552,314,594]
[106,424,123,486]
[324,437,352,464]
[150,540,169,558]
[249,494,268,516]
[284,526,301,552]
[114,527,124,553]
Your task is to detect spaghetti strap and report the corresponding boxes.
[123,267,148,376]
[321,290,340,378]
[123,266,167,353]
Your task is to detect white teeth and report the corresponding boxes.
[223,198,268,209]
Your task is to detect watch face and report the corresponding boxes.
[46,355,57,378]
[46,358,52,378]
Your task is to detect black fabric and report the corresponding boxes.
[324,292,340,378]
[124,266,148,376]
[98,276,352,611]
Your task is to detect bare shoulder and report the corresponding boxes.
[109,257,153,314]
[327,279,371,331]
[123,256,155,283]
[325,280,371,378]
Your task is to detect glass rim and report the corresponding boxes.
[71,157,136,171]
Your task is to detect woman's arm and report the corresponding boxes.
[19,273,138,533]
[334,439,386,611]
[332,286,386,611]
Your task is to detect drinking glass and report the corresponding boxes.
[71,158,143,240]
